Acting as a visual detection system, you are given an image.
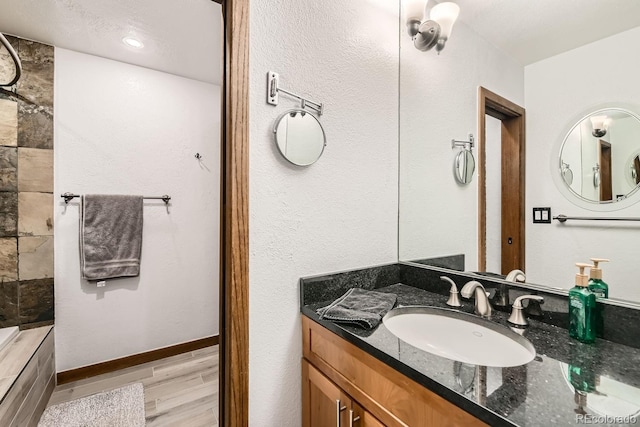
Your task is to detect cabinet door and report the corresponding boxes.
[303,360,351,427]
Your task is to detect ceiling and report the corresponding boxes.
[2,1,639,84]
[0,0,222,85]
[452,0,640,65]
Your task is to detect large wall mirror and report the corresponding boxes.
[398,1,640,304]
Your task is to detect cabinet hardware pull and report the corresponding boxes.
[336,400,346,426]
[349,410,361,426]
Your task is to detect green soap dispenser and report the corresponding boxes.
[569,263,597,343]
[588,258,609,338]
[588,258,609,298]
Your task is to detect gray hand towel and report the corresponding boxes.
[80,195,143,281]
[317,288,397,329]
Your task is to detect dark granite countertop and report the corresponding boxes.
[301,283,640,427]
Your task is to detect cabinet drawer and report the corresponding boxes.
[302,316,487,427]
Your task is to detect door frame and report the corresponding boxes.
[477,87,526,273]
[220,0,250,425]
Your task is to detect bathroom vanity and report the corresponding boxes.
[302,315,485,426]
[300,264,640,426]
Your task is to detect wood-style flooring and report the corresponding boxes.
[44,345,219,426]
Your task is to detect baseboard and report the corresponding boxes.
[57,335,219,385]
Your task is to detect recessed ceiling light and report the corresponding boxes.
[122,37,144,49]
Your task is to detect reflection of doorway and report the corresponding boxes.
[598,140,612,201]
[478,87,526,274]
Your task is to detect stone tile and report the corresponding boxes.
[18,278,54,326]
[18,192,53,236]
[0,280,18,328]
[17,61,54,108]
[17,101,53,149]
[0,99,17,147]
[0,238,17,281]
[17,40,53,65]
[17,148,53,192]
[18,237,53,281]
[0,146,17,191]
[0,192,18,237]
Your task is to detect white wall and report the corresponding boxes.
[525,27,640,299]
[398,16,524,270]
[249,0,399,424]
[54,48,220,371]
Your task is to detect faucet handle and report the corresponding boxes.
[508,295,544,327]
[441,276,462,307]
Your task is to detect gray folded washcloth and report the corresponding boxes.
[316,288,397,329]
[80,195,144,281]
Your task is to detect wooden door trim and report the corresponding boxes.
[220,0,250,425]
[477,87,526,272]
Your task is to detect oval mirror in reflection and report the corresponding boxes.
[273,109,326,166]
[559,108,640,203]
[625,151,640,188]
[454,149,475,184]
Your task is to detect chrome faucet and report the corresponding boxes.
[492,269,526,310]
[460,281,492,319]
[507,295,544,327]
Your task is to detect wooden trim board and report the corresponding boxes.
[220,0,250,425]
[56,336,218,385]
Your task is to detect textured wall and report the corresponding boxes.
[54,48,220,371]
[398,15,524,270]
[249,0,399,424]
[0,37,54,329]
[525,27,640,299]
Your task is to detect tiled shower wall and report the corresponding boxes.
[0,36,54,329]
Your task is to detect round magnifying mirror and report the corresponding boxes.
[0,34,20,87]
[454,149,475,184]
[559,108,640,203]
[273,109,326,166]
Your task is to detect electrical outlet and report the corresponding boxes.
[533,207,551,224]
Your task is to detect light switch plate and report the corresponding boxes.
[533,207,551,224]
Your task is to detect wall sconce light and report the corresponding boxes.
[405,0,460,53]
[590,115,610,138]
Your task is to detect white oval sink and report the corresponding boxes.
[382,306,535,367]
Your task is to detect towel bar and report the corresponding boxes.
[61,193,171,205]
[553,214,640,223]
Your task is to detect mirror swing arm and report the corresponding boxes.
[266,71,324,115]
[452,133,474,150]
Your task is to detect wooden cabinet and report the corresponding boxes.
[303,359,384,427]
[302,316,487,427]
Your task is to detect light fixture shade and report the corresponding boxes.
[590,115,608,137]
[404,0,428,23]
[430,2,460,40]
[590,115,607,130]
